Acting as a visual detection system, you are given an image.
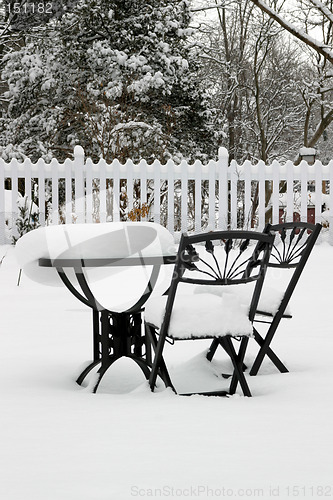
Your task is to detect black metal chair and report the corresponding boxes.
[207,222,322,375]
[145,230,274,397]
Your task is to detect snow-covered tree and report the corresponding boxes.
[249,0,333,159]
[195,0,333,160]
[0,0,216,163]
[197,1,306,163]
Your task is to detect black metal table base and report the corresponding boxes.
[76,310,152,393]
[38,257,176,393]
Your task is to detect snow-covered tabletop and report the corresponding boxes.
[16,222,176,312]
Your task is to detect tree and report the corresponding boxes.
[247,0,333,156]
[196,0,305,163]
[197,0,333,164]
[0,0,216,163]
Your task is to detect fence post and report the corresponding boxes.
[74,145,85,224]
[218,147,229,230]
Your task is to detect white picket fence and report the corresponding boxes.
[1,145,333,244]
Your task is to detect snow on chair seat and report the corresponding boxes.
[145,293,253,339]
[192,283,292,318]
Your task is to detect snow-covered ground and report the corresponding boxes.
[1,238,333,500]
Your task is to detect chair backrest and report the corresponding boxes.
[165,231,274,324]
[261,222,322,317]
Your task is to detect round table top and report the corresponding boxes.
[15,222,177,312]
[16,221,176,282]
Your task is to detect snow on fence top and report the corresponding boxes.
[1,146,333,245]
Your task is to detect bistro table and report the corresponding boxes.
[16,222,177,392]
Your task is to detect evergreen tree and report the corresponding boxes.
[0,0,216,163]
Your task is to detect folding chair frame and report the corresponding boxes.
[147,230,274,397]
[207,222,322,376]
[249,222,322,375]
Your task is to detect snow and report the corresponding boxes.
[4,189,39,220]
[145,293,253,338]
[192,282,291,316]
[1,238,333,499]
[299,147,316,156]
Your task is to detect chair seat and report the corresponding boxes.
[145,293,253,339]
[193,283,292,317]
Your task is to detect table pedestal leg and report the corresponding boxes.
[93,309,100,361]
[77,309,152,392]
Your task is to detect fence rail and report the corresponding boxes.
[1,145,333,244]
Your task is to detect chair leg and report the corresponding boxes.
[145,324,176,393]
[222,336,251,397]
[206,338,219,361]
[250,327,289,376]
[207,337,247,373]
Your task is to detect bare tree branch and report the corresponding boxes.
[190,2,227,12]
[249,0,333,64]
[308,0,333,25]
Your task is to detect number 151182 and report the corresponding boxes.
[285,486,333,496]
[6,3,53,14]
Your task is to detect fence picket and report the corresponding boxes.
[153,160,160,225]
[329,161,333,244]
[74,145,85,224]
[258,160,266,230]
[244,161,252,230]
[64,159,73,224]
[140,160,147,220]
[194,160,202,233]
[181,160,188,233]
[286,160,294,223]
[126,159,134,218]
[112,159,120,222]
[85,158,93,224]
[37,159,46,227]
[315,160,323,225]
[208,160,215,230]
[99,160,107,223]
[24,159,32,208]
[11,159,19,240]
[0,160,5,245]
[230,160,238,230]
[218,147,228,230]
[51,158,59,225]
[272,160,280,225]
[300,162,308,223]
[167,159,174,234]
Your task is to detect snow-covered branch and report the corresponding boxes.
[308,0,333,26]
[249,0,333,64]
[190,2,227,12]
